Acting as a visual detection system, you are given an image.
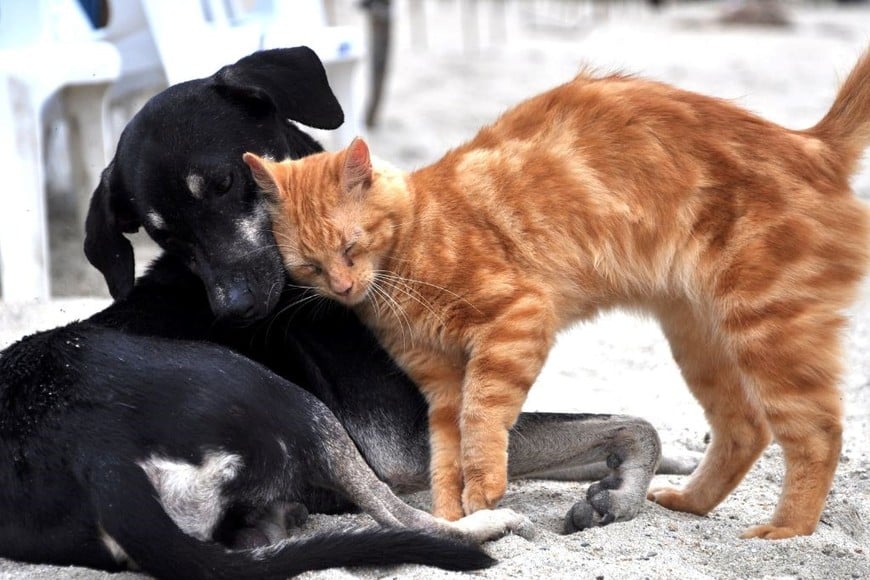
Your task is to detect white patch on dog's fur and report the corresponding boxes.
[146,211,166,230]
[212,285,227,306]
[235,203,269,246]
[138,451,243,541]
[186,174,205,199]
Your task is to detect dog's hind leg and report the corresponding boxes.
[507,413,664,532]
[307,406,533,542]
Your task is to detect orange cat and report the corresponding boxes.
[245,50,870,539]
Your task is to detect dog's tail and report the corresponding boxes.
[219,529,494,580]
[95,464,494,580]
[807,48,870,175]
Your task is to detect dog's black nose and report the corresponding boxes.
[224,285,257,319]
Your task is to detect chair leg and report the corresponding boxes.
[62,83,113,232]
[364,0,392,129]
[0,76,51,302]
[324,60,362,149]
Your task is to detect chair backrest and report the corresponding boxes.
[99,0,148,41]
[224,0,329,30]
[140,0,261,85]
[0,0,94,48]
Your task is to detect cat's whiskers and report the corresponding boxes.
[373,280,413,347]
[274,233,302,256]
[375,270,482,315]
[273,290,322,316]
[283,281,317,291]
[367,278,412,350]
[273,230,298,245]
[266,279,282,308]
[263,289,324,342]
[375,274,449,329]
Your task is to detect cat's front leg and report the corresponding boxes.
[393,347,467,520]
[460,312,556,515]
[427,389,465,520]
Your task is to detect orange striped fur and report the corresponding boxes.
[246,49,870,539]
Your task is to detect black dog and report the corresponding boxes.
[1,48,683,579]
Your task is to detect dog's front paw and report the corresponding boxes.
[564,474,642,533]
[451,508,535,542]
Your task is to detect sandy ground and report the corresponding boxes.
[1,1,869,578]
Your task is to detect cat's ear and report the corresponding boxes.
[243,152,280,200]
[342,137,373,197]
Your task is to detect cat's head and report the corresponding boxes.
[244,138,400,307]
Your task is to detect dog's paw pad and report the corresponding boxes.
[565,501,595,533]
[564,494,616,533]
[586,474,623,500]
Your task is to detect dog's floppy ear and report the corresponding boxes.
[84,162,140,300]
[213,46,344,130]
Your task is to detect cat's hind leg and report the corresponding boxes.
[647,301,773,518]
[507,413,665,532]
[726,302,846,539]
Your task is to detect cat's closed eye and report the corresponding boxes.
[343,243,356,267]
[293,263,323,276]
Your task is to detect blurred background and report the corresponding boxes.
[1,0,869,304]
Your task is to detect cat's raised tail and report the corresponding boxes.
[809,48,870,174]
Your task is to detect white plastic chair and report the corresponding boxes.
[139,0,263,86]
[98,0,166,106]
[0,0,121,302]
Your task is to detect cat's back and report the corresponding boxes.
[429,68,850,215]
[465,70,810,168]
[407,69,867,301]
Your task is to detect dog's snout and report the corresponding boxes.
[224,284,257,319]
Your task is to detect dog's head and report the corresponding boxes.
[85,47,343,321]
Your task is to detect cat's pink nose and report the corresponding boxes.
[332,280,354,297]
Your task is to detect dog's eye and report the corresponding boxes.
[215,174,234,195]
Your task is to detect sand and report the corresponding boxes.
[1,1,869,578]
